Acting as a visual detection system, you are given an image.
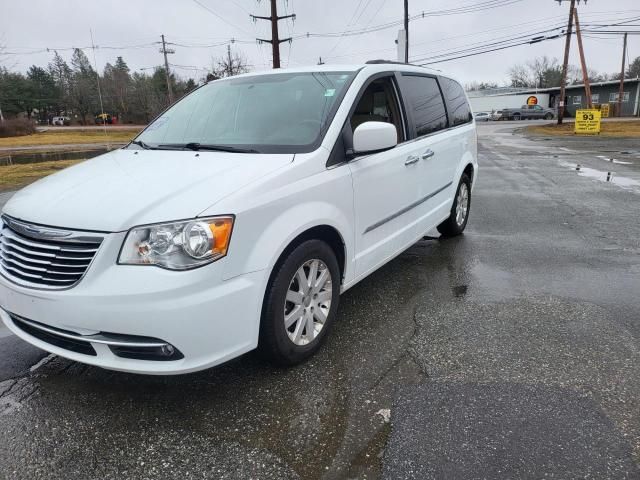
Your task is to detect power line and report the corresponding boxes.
[190,0,252,35]
[297,0,525,40]
[414,31,567,65]
[411,26,565,63]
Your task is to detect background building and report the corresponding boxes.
[468,78,640,117]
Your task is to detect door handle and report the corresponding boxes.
[421,149,435,160]
[404,155,420,166]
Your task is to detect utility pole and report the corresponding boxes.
[573,8,592,108]
[404,0,409,63]
[557,0,576,125]
[227,44,233,76]
[618,32,628,117]
[89,29,107,136]
[318,57,325,65]
[252,0,295,69]
[160,34,175,103]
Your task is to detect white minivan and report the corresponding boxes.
[0,62,477,374]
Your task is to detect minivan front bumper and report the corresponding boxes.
[0,233,266,374]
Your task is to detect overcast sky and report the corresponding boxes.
[2,0,639,85]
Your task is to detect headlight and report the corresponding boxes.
[118,216,234,270]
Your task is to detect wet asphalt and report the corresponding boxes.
[0,122,639,479]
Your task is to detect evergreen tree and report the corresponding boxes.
[69,48,98,124]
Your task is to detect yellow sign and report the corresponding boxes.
[575,109,601,135]
[526,95,538,105]
[600,103,610,118]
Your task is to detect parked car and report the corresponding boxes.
[95,113,113,125]
[474,112,490,122]
[0,62,478,374]
[51,116,71,126]
[498,104,555,121]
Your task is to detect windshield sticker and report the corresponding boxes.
[146,116,168,131]
[324,89,336,97]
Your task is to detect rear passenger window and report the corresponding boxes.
[439,77,472,127]
[401,75,447,137]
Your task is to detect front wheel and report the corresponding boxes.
[259,240,340,365]
[437,173,471,238]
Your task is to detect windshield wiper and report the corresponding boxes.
[157,142,259,153]
[129,139,155,150]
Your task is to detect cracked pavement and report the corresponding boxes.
[1,122,639,479]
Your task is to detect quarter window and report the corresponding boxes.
[439,77,473,127]
[573,96,582,105]
[401,75,448,136]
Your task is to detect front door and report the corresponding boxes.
[348,75,423,279]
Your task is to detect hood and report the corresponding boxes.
[3,149,293,231]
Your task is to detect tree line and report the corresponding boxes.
[467,55,640,91]
[0,47,249,125]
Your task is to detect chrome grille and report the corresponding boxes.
[0,216,103,290]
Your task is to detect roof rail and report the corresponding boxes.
[365,59,410,65]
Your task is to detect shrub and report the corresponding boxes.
[0,118,36,138]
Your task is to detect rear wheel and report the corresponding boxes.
[512,114,521,121]
[259,240,340,365]
[544,113,554,120]
[437,173,471,238]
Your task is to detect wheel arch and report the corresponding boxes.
[463,162,475,185]
[266,225,347,288]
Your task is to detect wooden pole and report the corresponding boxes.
[573,8,592,108]
[557,0,576,125]
[270,0,281,68]
[404,0,409,63]
[618,32,628,117]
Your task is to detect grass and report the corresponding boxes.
[0,159,84,191]
[527,120,640,137]
[0,128,140,149]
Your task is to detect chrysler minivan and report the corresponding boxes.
[0,62,477,374]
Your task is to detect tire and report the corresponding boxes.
[437,173,472,238]
[544,113,554,120]
[259,239,341,365]
[513,114,521,121]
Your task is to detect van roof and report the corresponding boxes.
[215,62,444,81]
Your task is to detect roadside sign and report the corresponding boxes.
[575,109,601,135]
[600,103,610,118]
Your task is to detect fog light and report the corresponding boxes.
[160,344,175,356]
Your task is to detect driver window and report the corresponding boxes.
[350,77,404,143]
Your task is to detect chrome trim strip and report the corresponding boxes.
[363,181,453,234]
[12,316,169,348]
[1,215,105,243]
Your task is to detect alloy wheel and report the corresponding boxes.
[284,259,333,345]
[455,183,469,227]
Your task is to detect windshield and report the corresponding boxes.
[133,71,355,153]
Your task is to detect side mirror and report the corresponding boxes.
[352,121,397,155]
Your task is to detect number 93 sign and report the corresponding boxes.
[575,109,601,135]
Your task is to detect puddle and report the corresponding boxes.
[596,155,632,165]
[560,162,640,188]
[0,148,110,166]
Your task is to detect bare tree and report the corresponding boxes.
[210,48,249,79]
[509,56,564,89]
